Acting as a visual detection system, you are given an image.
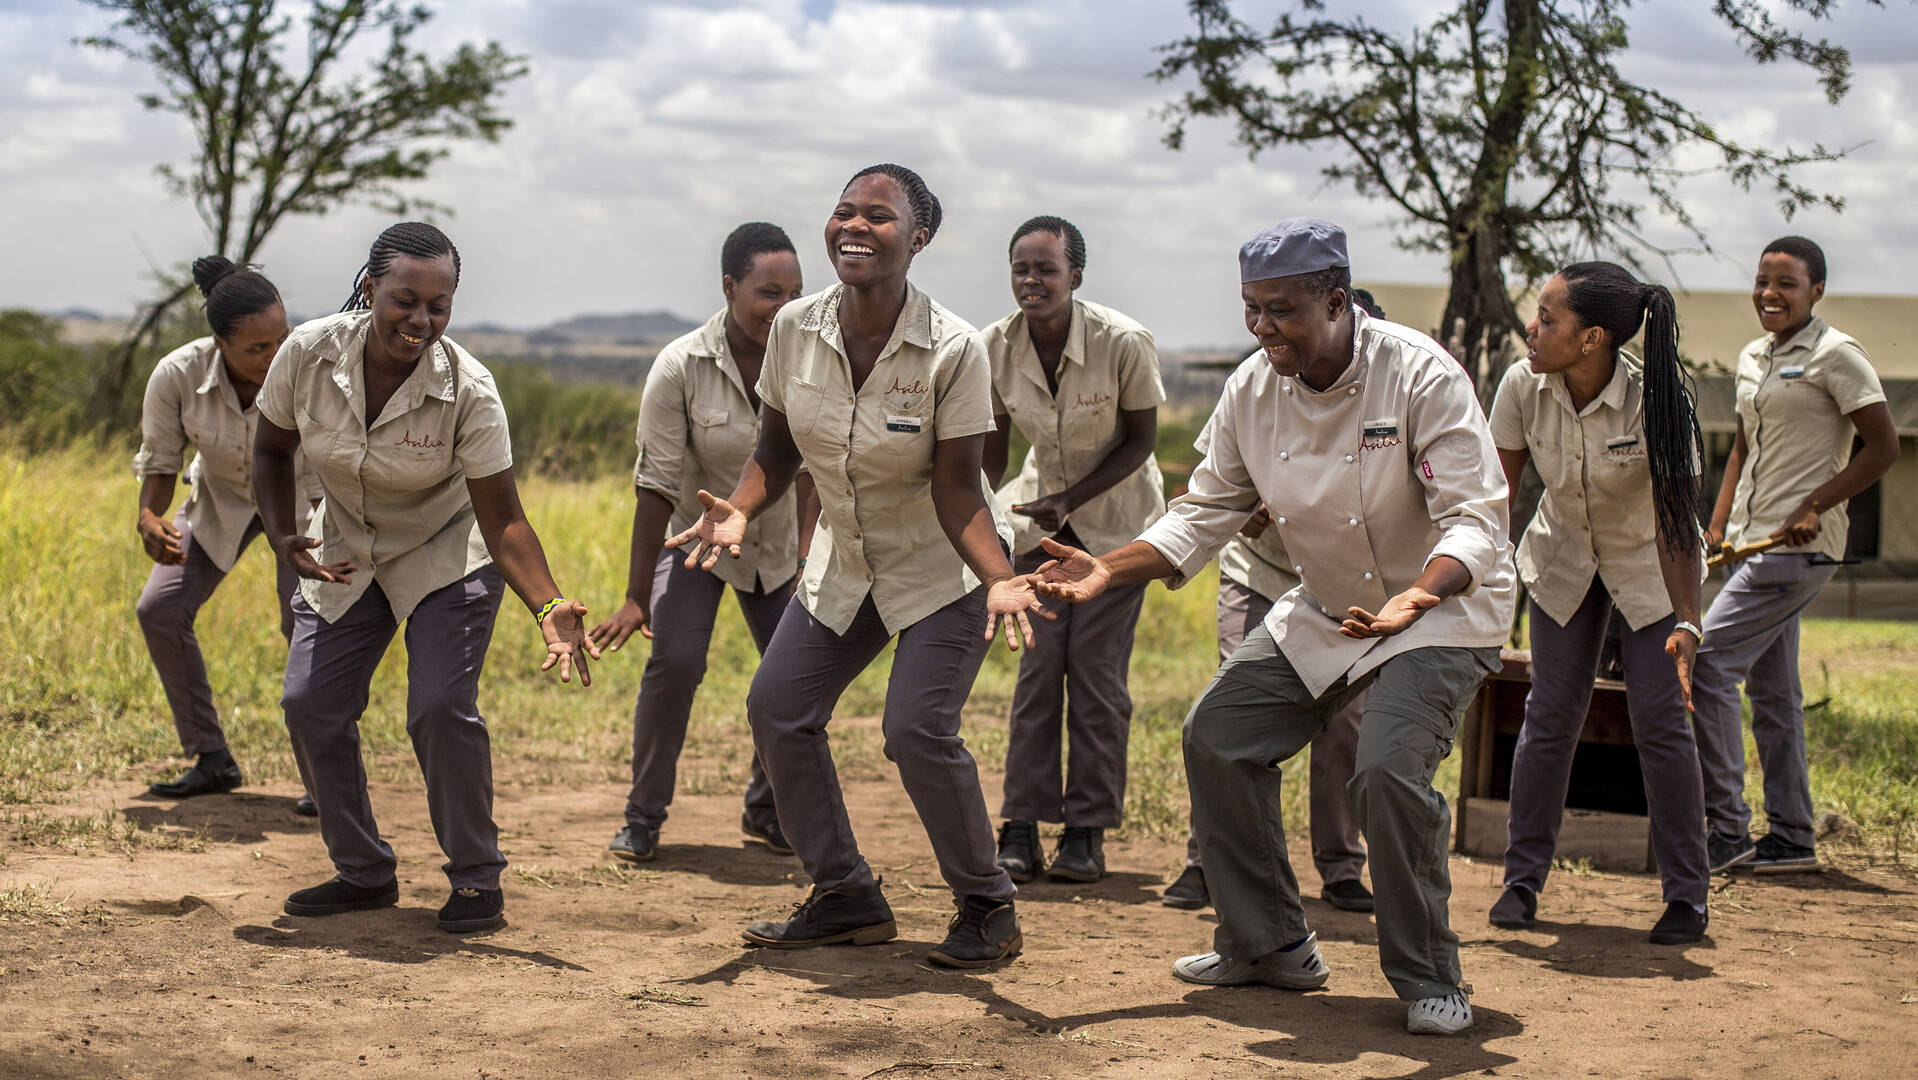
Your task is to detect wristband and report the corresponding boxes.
[535,596,568,628]
[1674,620,1703,644]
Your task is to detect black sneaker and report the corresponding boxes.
[741,812,795,856]
[1749,834,1819,875]
[1488,884,1537,929]
[994,820,1041,883]
[927,896,1022,969]
[609,823,658,863]
[1649,901,1708,945]
[1161,865,1209,910]
[742,882,897,948]
[293,793,318,817]
[1708,832,1756,874]
[1320,878,1375,912]
[1047,827,1105,883]
[149,753,243,799]
[283,876,399,917]
[439,887,504,933]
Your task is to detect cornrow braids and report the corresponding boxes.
[192,255,282,339]
[845,163,942,244]
[1762,234,1827,286]
[1559,261,1702,558]
[1009,215,1087,271]
[340,221,462,312]
[722,221,797,281]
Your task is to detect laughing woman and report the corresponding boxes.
[980,215,1165,885]
[668,164,1053,969]
[253,222,597,935]
[589,222,811,863]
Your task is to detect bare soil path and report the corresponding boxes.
[4,721,1915,1080]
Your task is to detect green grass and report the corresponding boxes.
[2,440,1913,866]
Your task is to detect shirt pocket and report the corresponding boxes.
[782,379,825,439]
[881,403,936,486]
[687,402,749,469]
[1060,392,1118,470]
[364,429,454,492]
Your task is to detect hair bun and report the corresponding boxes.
[192,255,240,298]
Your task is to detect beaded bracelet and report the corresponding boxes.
[535,596,568,628]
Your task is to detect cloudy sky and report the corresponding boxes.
[2,0,1914,347]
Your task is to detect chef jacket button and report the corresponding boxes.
[1279,451,1289,461]
[1293,565,1303,574]
[1364,572,1374,580]
[1348,517,1358,526]
[1347,387,1358,395]
[1276,516,1287,525]
[1344,454,1354,462]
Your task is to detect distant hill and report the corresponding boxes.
[541,311,699,344]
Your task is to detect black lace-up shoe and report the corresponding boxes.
[1749,834,1819,874]
[1488,884,1537,929]
[928,895,1022,969]
[1320,878,1375,912]
[741,812,795,856]
[1649,901,1708,945]
[742,882,896,948]
[609,823,658,863]
[283,876,398,917]
[149,752,243,799]
[438,887,504,933]
[1047,827,1105,882]
[1161,865,1210,909]
[293,793,318,817]
[1708,832,1756,874]
[994,820,1041,883]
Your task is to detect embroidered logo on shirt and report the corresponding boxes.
[1421,460,1434,479]
[396,429,446,450]
[888,376,930,395]
[1073,391,1113,409]
[1361,416,1401,450]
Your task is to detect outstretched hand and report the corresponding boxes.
[1028,536,1112,605]
[587,598,652,652]
[663,490,747,572]
[983,576,1056,652]
[276,534,357,583]
[1340,587,1441,639]
[540,600,601,686]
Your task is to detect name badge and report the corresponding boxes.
[1606,434,1640,450]
[885,414,924,433]
[1779,365,1806,380]
[1362,417,1399,438]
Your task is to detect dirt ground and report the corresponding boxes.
[3,716,1915,1080]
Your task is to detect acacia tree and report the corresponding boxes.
[1155,0,1876,389]
[81,0,527,421]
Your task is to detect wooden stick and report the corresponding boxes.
[1706,537,1786,568]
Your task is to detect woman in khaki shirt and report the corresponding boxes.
[669,164,1053,970]
[588,222,812,864]
[253,222,597,935]
[134,256,298,803]
[980,215,1165,884]
[1486,261,1710,945]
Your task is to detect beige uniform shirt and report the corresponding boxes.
[258,311,514,624]
[758,283,1011,636]
[1194,384,1300,602]
[1489,356,1687,631]
[1139,312,1518,697]
[634,309,799,593]
[984,299,1168,555]
[1727,316,1886,560]
[132,337,319,572]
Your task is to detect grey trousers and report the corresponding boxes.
[1185,624,1498,1000]
[137,515,298,757]
[282,567,506,890]
[746,589,1015,902]
[1000,540,1147,827]
[626,551,789,831]
[1503,581,1709,906]
[1182,580,1367,886]
[1692,553,1838,849]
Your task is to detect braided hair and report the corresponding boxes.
[191,255,281,339]
[844,164,942,244]
[1558,261,1702,558]
[1009,215,1087,271]
[339,222,462,312]
[1762,235,1827,286]
[721,222,797,281]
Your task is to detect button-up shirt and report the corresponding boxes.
[258,311,514,624]
[1193,387,1299,603]
[133,337,319,572]
[983,299,1167,555]
[1490,355,1685,630]
[1727,315,1886,560]
[634,309,798,594]
[757,283,1010,636]
[1138,312,1517,697]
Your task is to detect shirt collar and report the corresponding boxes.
[798,282,935,362]
[324,311,457,420]
[1772,314,1827,357]
[691,308,748,398]
[1301,306,1370,396]
[193,338,248,413]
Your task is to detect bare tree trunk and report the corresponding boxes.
[88,280,197,427]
